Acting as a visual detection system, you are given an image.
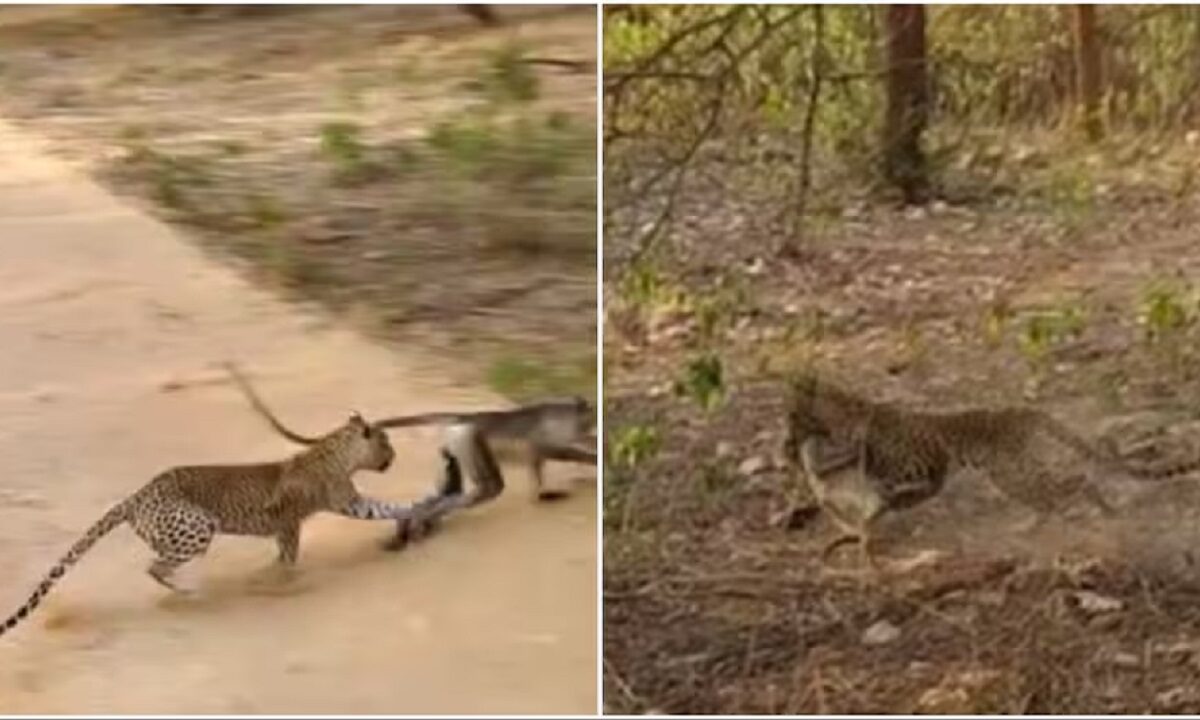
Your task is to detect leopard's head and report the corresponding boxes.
[338,412,396,473]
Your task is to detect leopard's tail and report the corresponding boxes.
[0,500,130,638]
[1037,413,1200,480]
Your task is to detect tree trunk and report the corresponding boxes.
[1072,5,1103,141]
[881,4,929,205]
[459,5,500,27]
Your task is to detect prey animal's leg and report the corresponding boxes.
[531,443,596,502]
[818,502,866,567]
[538,443,597,465]
[802,434,887,576]
[780,437,861,530]
[383,423,508,551]
[384,449,467,552]
[453,423,505,507]
[857,519,882,574]
[420,423,505,511]
[530,452,564,502]
[821,533,861,564]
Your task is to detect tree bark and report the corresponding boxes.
[1072,5,1103,141]
[881,4,929,204]
[459,5,500,27]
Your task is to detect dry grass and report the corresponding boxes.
[603,138,1200,713]
[0,5,596,398]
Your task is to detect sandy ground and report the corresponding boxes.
[0,119,596,714]
[0,5,597,385]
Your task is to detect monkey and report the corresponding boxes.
[221,361,596,502]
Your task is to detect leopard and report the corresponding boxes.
[0,412,452,638]
[780,372,1200,570]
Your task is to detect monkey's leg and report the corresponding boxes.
[450,423,505,507]
[538,444,597,465]
[820,533,861,565]
[532,443,596,502]
[819,503,861,564]
[858,520,883,575]
[780,441,858,530]
[383,424,506,551]
[383,452,464,552]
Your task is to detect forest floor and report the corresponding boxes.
[603,134,1200,713]
[0,5,597,400]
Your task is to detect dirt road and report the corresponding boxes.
[0,119,596,714]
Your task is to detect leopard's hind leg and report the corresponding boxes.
[131,501,217,593]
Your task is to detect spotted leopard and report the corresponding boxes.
[0,412,449,637]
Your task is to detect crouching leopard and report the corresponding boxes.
[782,372,1200,569]
[0,412,456,638]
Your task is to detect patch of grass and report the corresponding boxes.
[426,114,500,175]
[1136,279,1198,380]
[318,120,385,185]
[674,352,725,412]
[1034,158,1097,238]
[1016,300,1087,364]
[605,421,663,530]
[116,142,216,213]
[243,193,287,230]
[608,423,662,472]
[692,274,751,345]
[319,121,363,163]
[481,42,539,105]
[980,299,1012,348]
[618,259,686,315]
[416,102,592,256]
[265,241,334,289]
[485,353,595,401]
[1137,280,1194,343]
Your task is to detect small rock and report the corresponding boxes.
[0,490,49,509]
[715,442,734,459]
[1157,640,1199,663]
[1108,651,1140,670]
[861,619,901,646]
[1156,686,1198,710]
[1089,613,1122,631]
[738,455,769,477]
[904,206,928,221]
[1072,590,1124,615]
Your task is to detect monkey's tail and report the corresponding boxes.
[375,412,465,429]
[0,501,130,638]
[222,361,319,445]
[1038,414,1200,481]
